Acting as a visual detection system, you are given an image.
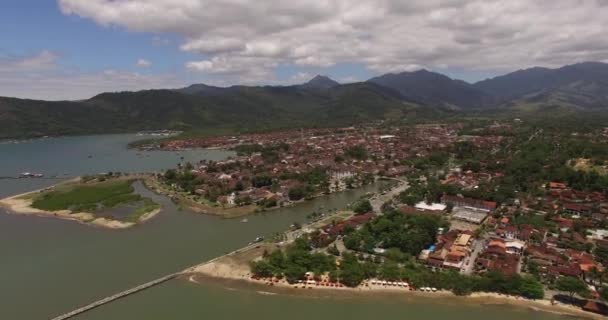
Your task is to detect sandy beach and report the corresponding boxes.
[0,179,161,229]
[185,244,605,320]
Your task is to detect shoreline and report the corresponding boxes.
[148,177,387,219]
[190,273,604,320]
[184,244,604,320]
[0,177,161,229]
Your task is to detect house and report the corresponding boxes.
[322,213,375,236]
[504,240,525,255]
[441,195,497,212]
[414,201,446,212]
[421,230,473,270]
[549,182,568,190]
[496,225,518,240]
[475,239,520,275]
[563,203,593,216]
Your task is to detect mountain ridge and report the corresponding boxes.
[2,61,608,139]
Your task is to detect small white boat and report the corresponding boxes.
[241,218,249,223]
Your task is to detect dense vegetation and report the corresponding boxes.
[31,179,158,221]
[395,115,608,208]
[32,180,139,212]
[343,210,447,256]
[251,226,544,299]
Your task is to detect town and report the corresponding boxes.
[173,118,608,317]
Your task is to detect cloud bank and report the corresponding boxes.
[0,51,182,100]
[58,0,608,82]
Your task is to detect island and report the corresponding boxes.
[0,174,160,229]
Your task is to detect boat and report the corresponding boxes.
[253,236,264,243]
[19,172,44,178]
[241,218,248,223]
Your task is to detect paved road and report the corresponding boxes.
[370,178,408,213]
[462,238,485,275]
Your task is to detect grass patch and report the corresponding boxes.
[32,180,140,212]
[125,199,160,223]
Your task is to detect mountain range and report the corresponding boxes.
[2,61,608,139]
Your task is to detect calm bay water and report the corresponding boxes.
[0,135,571,320]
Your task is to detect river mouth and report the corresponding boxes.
[0,134,586,320]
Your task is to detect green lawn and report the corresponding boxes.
[32,180,141,212]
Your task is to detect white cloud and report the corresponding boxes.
[337,76,360,84]
[136,58,151,67]
[0,50,59,72]
[0,51,183,100]
[51,0,608,83]
[288,72,313,84]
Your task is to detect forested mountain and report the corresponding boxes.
[474,62,608,109]
[0,82,432,139]
[2,62,608,139]
[368,69,490,109]
[298,75,340,90]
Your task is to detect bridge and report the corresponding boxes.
[48,243,260,320]
[49,272,179,320]
[0,176,71,180]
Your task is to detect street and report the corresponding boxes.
[370,178,408,213]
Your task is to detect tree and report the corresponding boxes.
[184,161,194,171]
[339,253,365,287]
[284,263,306,284]
[353,199,373,214]
[361,261,378,279]
[344,232,362,251]
[555,276,590,300]
[345,145,368,160]
[379,262,401,281]
[445,202,454,213]
[520,276,545,299]
[251,175,273,188]
[327,244,340,256]
[384,248,408,263]
[164,169,177,180]
[250,261,274,278]
[600,286,608,301]
[288,187,306,201]
[600,287,608,301]
[527,260,540,278]
[595,246,608,265]
[452,279,475,296]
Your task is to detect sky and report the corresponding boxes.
[1,0,608,100]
